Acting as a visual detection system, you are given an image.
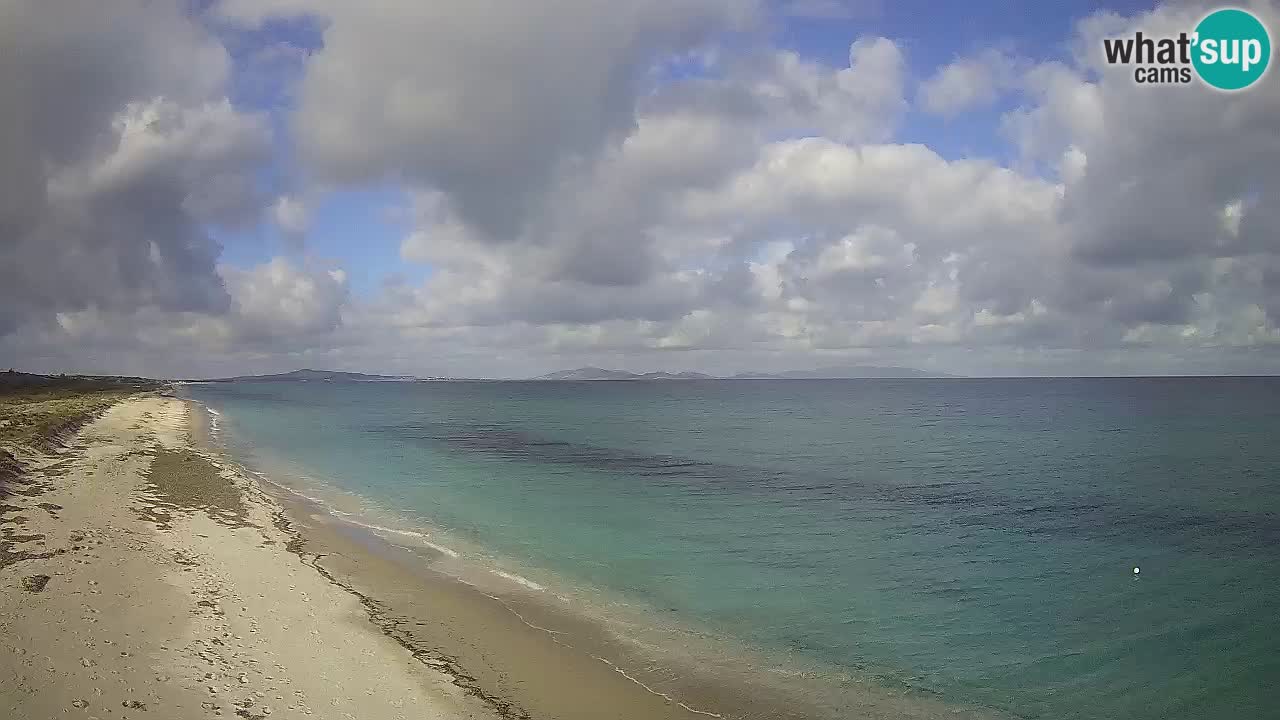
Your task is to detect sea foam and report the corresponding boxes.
[492,569,546,591]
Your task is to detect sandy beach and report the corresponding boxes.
[0,393,496,720]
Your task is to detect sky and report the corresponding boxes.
[1,0,1278,379]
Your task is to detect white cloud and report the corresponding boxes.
[270,194,312,253]
[273,196,309,240]
[753,38,906,143]
[918,50,1018,116]
[222,258,349,343]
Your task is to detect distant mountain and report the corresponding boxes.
[638,371,715,380]
[533,367,713,381]
[534,367,644,381]
[532,366,951,380]
[195,365,956,384]
[731,366,958,379]
[198,369,416,383]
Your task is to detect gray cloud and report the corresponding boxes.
[396,35,912,314]
[0,0,270,336]
[1,257,352,378]
[219,0,758,241]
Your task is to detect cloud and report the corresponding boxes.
[218,0,758,241]
[0,257,352,378]
[272,195,310,249]
[395,35,910,309]
[918,50,1019,116]
[996,2,1280,344]
[353,2,1279,376]
[6,0,1280,378]
[222,258,349,344]
[779,0,881,20]
[751,37,906,143]
[0,0,270,336]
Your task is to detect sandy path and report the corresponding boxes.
[0,396,494,720]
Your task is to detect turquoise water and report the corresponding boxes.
[184,378,1280,719]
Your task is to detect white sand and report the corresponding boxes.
[0,396,495,720]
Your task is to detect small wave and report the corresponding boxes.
[339,516,427,539]
[420,540,461,558]
[231,461,463,559]
[492,569,545,591]
[328,512,462,557]
[248,472,332,507]
[447,575,721,717]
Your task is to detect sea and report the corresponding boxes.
[182,377,1280,720]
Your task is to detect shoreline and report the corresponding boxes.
[2,392,1003,719]
[214,419,811,720]
[188,398,1007,720]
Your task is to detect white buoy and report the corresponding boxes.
[1133,566,1140,575]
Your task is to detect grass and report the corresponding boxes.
[0,375,161,453]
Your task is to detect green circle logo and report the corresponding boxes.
[1192,8,1271,90]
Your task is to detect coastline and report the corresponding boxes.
[2,392,1001,720]
[188,397,1008,720]
[199,401,829,720]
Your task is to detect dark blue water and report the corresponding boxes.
[185,378,1280,719]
